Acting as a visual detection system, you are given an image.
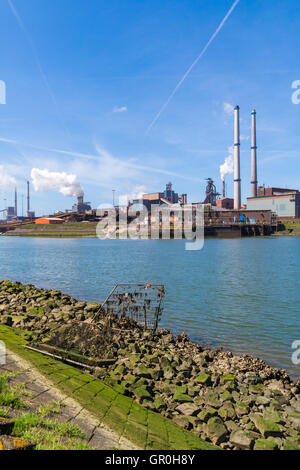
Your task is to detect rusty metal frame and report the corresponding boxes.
[98,283,165,331]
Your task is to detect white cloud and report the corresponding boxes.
[113,106,128,113]
[94,145,202,182]
[95,145,141,181]
[0,165,16,188]
[119,185,147,205]
[0,136,203,189]
[223,102,235,116]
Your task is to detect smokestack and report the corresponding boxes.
[251,109,258,197]
[233,105,241,210]
[27,181,30,216]
[78,194,84,206]
[14,187,17,217]
[181,194,187,204]
[222,180,226,198]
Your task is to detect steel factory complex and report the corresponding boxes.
[1,106,299,234]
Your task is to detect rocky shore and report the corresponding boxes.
[0,279,299,450]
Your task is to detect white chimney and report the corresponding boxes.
[251,109,258,197]
[234,105,241,210]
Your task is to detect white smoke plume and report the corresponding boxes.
[31,168,83,197]
[220,146,234,181]
[0,165,16,188]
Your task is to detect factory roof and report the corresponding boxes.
[39,217,63,221]
[247,193,299,200]
[35,217,64,223]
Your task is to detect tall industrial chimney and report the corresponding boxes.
[251,109,258,197]
[27,181,30,216]
[233,105,241,210]
[14,187,17,217]
[222,180,226,198]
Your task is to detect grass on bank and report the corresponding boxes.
[0,372,27,409]
[279,219,300,229]
[13,405,90,451]
[14,223,98,230]
[4,232,97,238]
[3,222,98,238]
[0,372,91,450]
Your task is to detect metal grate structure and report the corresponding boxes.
[100,283,165,331]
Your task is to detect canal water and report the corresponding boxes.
[0,236,299,378]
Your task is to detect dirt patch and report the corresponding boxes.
[38,315,144,361]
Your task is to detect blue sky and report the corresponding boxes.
[0,0,300,216]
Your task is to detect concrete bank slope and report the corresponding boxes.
[1,348,137,450]
[0,325,216,451]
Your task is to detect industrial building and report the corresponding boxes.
[215,106,300,220]
[72,194,91,213]
[216,197,234,210]
[35,217,64,225]
[247,190,300,218]
[5,188,18,221]
[204,208,275,226]
[26,181,35,218]
[137,183,187,210]
[1,104,298,230]
[203,178,219,205]
[163,182,178,203]
[3,182,35,221]
[201,178,234,209]
[6,207,16,221]
[257,186,299,197]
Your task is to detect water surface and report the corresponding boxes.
[0,236,299,378]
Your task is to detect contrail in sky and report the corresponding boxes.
[7,0,71,140]
[0,136,203,183]
[146,0,240,134]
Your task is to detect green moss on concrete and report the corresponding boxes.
[221,374,236,383]
[251,414,282,438]
[153,397,166,411]
[28,306,45,316]
[196,373,211,384]
[174,385,193,403]
[133,386,152,400]
[254,438,278,450]
[283,436,300,450]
